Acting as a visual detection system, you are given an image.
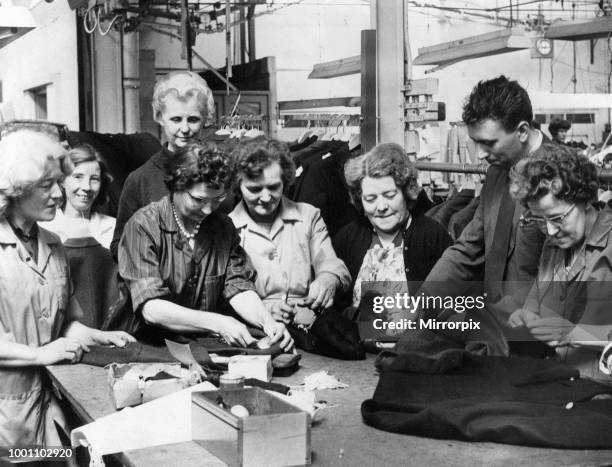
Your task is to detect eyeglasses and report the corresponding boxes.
[520,203,576,229]
[186,190,227,207]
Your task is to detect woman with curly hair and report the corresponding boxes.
[229,136,350,328]
[332,143,451,324]
[118,142,292,349]
[508,145,611,376]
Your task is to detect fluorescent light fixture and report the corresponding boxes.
[413,27,532,71]
[0,1,36,49]
[545,17,612,42]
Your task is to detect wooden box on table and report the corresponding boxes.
[191,387,311,467]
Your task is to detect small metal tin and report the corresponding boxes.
[219,373,245,389]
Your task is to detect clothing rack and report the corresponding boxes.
[220,114,268,125]
[415,161,612,183]
[281,113,361,128]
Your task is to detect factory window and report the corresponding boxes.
[566,113,595,124]
[26,85,48,120]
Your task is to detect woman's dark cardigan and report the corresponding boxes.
[332,202,452,308]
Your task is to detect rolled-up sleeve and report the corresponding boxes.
[118,217,172,313]
[223,226,257,300]
[309,208,351,291]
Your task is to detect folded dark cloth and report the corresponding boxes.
[81,339,300,377]
[362,351,612,449]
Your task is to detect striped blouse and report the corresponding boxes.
[118,195,256,317]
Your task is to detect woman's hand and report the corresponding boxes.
[263,320,294,352]
[218,317,257,348]
[302,272,340,310]
[90,330,137,347]
[35,338,86,365]
[508,308,539,328]
[64,321,135,349]
[265,301,296,324]
[525,316,576,345]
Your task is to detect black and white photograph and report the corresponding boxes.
[1,0,612,465]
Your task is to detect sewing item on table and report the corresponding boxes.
[228,355,273,382]
[302,370,349,391]
[256,336,272,349]
[165,338,207,378]
[107,363,199,409]
[230,404,250,417]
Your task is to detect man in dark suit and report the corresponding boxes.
[420,76,547,356]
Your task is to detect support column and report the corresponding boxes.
[374,0,406,147]
[122,29,140,133]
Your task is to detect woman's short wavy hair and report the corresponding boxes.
[344,142,420,216]
[152,71,216,126]
[231,136,295,193]
[61,143,112,213]
[509,144,598,205]
[164,142,234,193]
[0,129,68,219]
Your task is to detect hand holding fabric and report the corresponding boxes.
[303,272,340,310]
[263,320,294,351]
[35,338,86,365]
[91,330,137,348]
[218,317,257,348]
[266,301,296,324]
[507,308,540,328]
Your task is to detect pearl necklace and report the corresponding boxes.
[171,202,201,240]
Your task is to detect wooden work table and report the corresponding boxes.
[47,353,612,467]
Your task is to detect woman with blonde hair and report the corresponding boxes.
[0,129,134,453]
[110,71,217,260]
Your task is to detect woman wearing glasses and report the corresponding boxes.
[118,142,293,350]
[508,145,612,377]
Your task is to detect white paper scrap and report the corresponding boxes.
[71,381,216,456]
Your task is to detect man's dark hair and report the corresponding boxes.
[462,76,533,132]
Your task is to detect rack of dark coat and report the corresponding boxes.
[414,161,612,184]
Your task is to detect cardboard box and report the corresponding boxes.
[107,363,195,409]
[192,387,311,466]
[228,355,273,382]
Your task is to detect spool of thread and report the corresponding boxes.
[219,373,245,389]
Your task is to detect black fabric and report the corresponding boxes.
[64,237,119,329]
[81,339,300,378]
[362,350,612,449]
[447,195,480,241]
[288,140,344,202]
[81,334,284,364]
[333,201,452,311]
[288,310,365,360]
[288,135,317,152]
[309,310,365,360]
[294,142,358,236]
[425,189,475,230]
